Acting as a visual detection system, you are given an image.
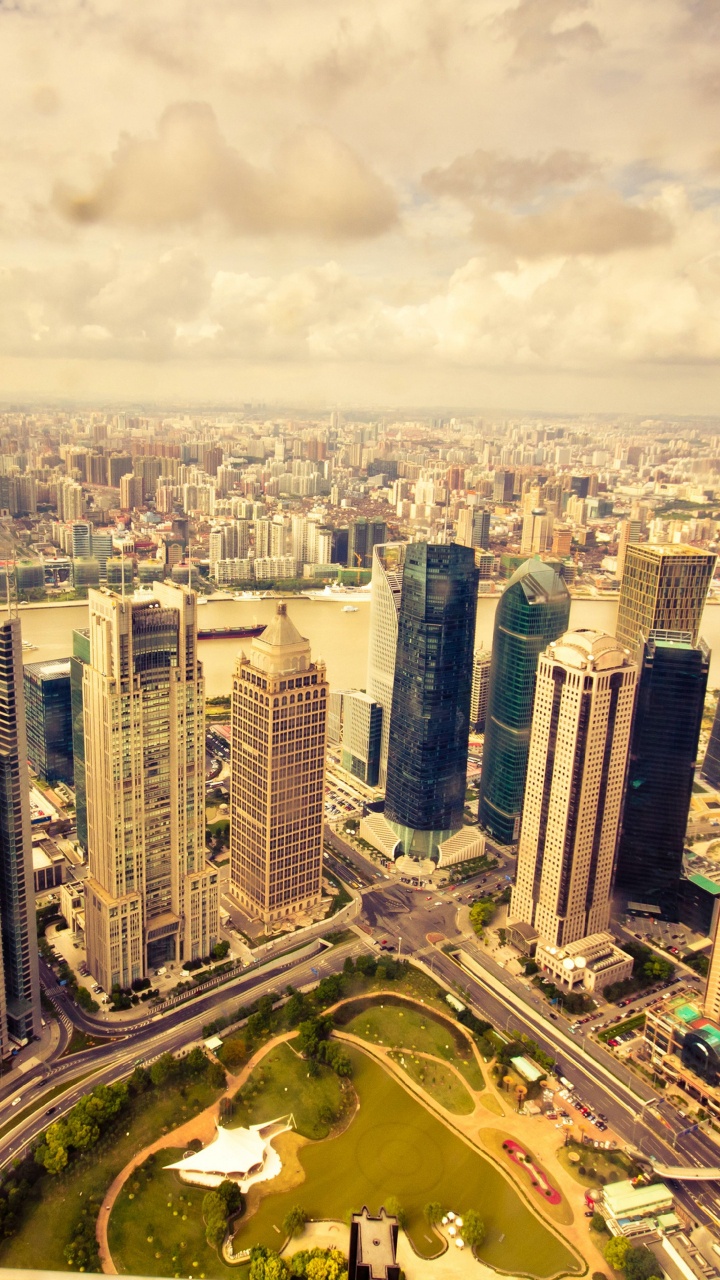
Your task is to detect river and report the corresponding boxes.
[16,594,720,696]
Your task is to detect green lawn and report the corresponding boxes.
[109,1148,235,1279]
[0,1076,223,1272]
[334,996,484,1090]
[228,1042,349,1140]
[387,1051,474,1114]
[227,1047,579,1277]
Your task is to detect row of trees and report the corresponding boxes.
[249,1245,347,1280]
[604,1235,662,1280]
[202,1180,243,1249]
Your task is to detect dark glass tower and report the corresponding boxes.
[23,658,73,785]
[614,631,709,920]
[0,618,41,1051]
[70,628,90,850]
[478,558,570,845]
[385,542,478,857]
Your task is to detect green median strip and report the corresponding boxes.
[0,1068,102,1142]
[598,1012,646,1043]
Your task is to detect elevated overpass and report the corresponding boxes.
[653,1164,720,1181]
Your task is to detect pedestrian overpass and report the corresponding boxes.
[653,1164,720,1181]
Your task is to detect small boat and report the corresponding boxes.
[196,595,209,605]
[341,605,358,613]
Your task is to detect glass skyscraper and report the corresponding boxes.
[702,700,720,791]
[23,658,74,785]
[384,542,478,857]
[614,631,709,919]
[478,558,570,846]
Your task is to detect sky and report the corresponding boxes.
[0,0,719,414]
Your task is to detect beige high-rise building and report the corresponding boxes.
[520,507,553,555]
[84,583,218,991]
[230,603,327,924]
[510,630,636,948]
[616,544,716,654]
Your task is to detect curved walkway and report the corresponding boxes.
[96,1031,295,1275]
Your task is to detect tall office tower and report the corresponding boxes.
[614,632,709,919]
[0,618,41,1052]
[71,520,93,559]
[702,701,720,790]
[70,628,89,850]
[367,543,406,789]
[341,691,383,787]
[470,647,492,732]
[510,630,636,947]
[229,605,328,924]
[384,542,478,857]
[83,584,217,990]
[616,544,716,655]
[706,913,720,1021]
[478,558,570,845]
[493,470,514,503]
[347,519,387,570]
[23,659,74,784]
[520,507,553,555]
[457,507,491,550]
[615,518,642,582]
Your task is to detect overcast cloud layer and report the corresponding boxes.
[0,0,719,411]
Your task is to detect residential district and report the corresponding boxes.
[1,408,720,1280]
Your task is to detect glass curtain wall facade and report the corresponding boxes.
[0,618,41,1051]
[23,659,73,784]
[385,542,478,857]
[366,543,406,790]
[616,544,716,655]
[614,631,709,919]
[478,558,570,846]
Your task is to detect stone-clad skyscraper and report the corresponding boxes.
[230,604,328,924]
[478,558,570,845]
[84,584,217,990]
[384,542,478,857]
[511,630,636,947]
[614,631,709,919]
[0,616,41,1054]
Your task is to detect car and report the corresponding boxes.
[46,1106,57,1115]
[608,1038,619,1047]
[584,1211,595,1218]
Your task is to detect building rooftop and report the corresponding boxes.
[550,628,631,671]
[351,1207,399,1280]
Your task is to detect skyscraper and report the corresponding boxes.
[384,542,478,857]
[347,519,387,570]
[510,630,636,946]
[478,558,570,845]
[70,628,89,850]
[84,584,217,990]
[230,604,328,924]
[24,659,74,784]
[520,508,552,555]
[470,647,492,732]
[0,617,41,1052]
[341,691,383,787]
[616,544,716,654]
[702,700,720,791]
[367,543,406,789]
[614,632,709,919]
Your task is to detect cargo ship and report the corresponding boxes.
[197,624,265,641]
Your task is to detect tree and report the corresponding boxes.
[249,1247,289,1280]
[218,1179,243,1217]
[424,1202,443,1226]
[149,1052,177,1086]
[385,1196,407,1230]
[591,1212,608,1234]
[604,1236,631,1271]
[213,940,230,960]
[463,1209,486,1249]
[469,900,495,935]
[203,1190,228,1248]
[283,1205,308,1238]
[222,1039,247,1071]
[625,1247,660,1280]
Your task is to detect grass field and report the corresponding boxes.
[0,1075,223,1272]
[334,995,484,1090]
[228,1042,350,1140]
[108,1148,234,1279]
[387,1050,475,1114]
[226,1047,579,1277]
[557,1140,638,1189]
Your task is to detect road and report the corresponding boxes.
[0,937,364,1172]
[428,945,720,1226]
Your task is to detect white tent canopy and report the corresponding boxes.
[165,1118,292,1192]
